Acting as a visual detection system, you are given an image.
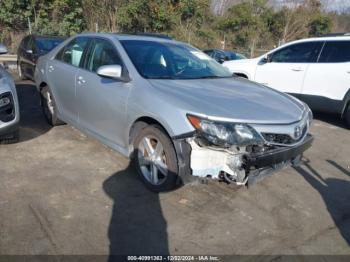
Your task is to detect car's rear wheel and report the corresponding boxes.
[133,125,179,192]
[40,86,64,126]
[345,104,350,128]
[17,63,27,80]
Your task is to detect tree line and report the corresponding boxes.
[0,0,348,56]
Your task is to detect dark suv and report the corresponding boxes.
[203,49,246,63]
[17,35,65,80]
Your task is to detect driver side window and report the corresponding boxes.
[86,39,122,73]
[270,42,322,63]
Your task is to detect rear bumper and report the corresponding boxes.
[245,134,314,169]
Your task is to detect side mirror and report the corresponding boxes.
[218,57,225,64]
[26,49,33,54]
[97,65,128,81]
[0,43,8,55]
[260,54,271,64]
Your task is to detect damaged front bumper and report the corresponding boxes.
[174,134,313,186]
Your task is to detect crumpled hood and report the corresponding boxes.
[148,77,305,124]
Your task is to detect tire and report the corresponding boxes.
[133,125,179,192]
[345,104,350,128]
[0,130,19,144]
[40,86,65,126]
[17,62,27,80]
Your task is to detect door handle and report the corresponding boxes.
[77,76,86,84]
[48,65,54,72]
[291,67,303,72]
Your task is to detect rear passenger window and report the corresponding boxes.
[270,42,323,63]
[21,37,30,49]
[86,39,122,72]
[55,37,89,67]
[318,41,350,63]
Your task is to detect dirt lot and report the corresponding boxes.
[0,78,349,256]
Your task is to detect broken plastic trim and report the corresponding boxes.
[172,132,314,187]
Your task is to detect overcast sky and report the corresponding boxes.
[270,0,350,12]
[211,0,350,15]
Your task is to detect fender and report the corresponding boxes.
[232,70,252,80]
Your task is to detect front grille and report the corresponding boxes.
[0,92,15,122]
[262,125,307,145]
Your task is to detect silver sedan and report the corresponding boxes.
[0,43,20,144]
[34,33,313,192]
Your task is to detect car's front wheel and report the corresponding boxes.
[133,125,179,192]
[40,86,64,126]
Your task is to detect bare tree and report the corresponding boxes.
[83,0,120,32]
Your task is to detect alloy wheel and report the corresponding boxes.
[137,136,168,186]
[46,91,54,115]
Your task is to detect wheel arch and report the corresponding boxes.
[128,116,173,156]
[127,115,193,187]
[234,73,249,79]
[232,69,252,80]
[341,89,350,117]
[38,81,48,92]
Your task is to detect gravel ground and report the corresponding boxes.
[0,79,349,257]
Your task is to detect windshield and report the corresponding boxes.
[235,53,247,60]
[120,40,233,79]
[36,38,64,53]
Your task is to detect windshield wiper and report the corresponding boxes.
[196,76,223,79]
[145,76,177,79]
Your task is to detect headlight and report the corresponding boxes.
[0,96,11,108]
[187,114,264,147]
[306,105,313,126]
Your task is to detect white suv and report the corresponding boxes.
[223,36,350,126]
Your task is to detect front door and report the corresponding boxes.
[76,38,131,147]
[254,41,323,94]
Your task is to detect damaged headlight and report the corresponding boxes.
[0,96,11,108]
[187,114,264,147]
[305,103,313,127]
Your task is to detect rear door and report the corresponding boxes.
[302,41,350,112]
[254,41,323,94]
[46,37,90,123]
[76,38,131,147]
[26,37,38,78]
[18,36,29,69]
[20,36,33,77]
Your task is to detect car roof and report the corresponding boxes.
[31,34,66,40]
[284,35,350,45]
[74,32,178,44]
[204,48,239,54]
[204,48,224,52]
